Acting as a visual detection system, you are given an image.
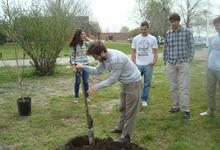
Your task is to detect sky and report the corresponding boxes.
[0,0,137,32]
[0,0,220,33]
[90,0,220,32]
[90,0,137,32]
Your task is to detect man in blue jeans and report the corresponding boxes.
[132,21,158,107]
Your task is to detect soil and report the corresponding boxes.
[59,135,147,150]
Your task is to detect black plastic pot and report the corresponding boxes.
[17,97,31,116]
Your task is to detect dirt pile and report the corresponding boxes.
[59,135,147,150]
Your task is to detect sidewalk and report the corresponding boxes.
[0,56,95,67]
[0,48,208,67]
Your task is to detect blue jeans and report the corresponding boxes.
[136,64,153,102]
[74,70,89,98]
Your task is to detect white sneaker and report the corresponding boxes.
[142,101,148,107]
[86,97,91,102]
[74,98,79,103]
[200,111,211,116]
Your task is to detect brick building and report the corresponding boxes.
[99,32,130,41]
[73,17,130,41]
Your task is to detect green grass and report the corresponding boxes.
[104,41,132,54]
[0,59,220,150]
[105,41,164,54]
[0,42,163,60]
[0,44,24,60]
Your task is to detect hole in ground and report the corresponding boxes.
[57,135,147,150]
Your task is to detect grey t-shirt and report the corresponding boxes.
[84,49,141,90]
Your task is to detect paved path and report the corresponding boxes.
[0,48,208,67]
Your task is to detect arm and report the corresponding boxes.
[84,63,105,75]
[151,48,158,67]
[87,63,123,96]
[69,48,75,65]
[208,36,212,55]
[76,63,105,75]
[131,37,136,64]
[207,37,212,63]
[163,32,168,63]
[132,48,136,64]
[188,30,194,62]
[72,64,76,72]
[151,37,159,67]
[69,47,77,72]
[95,63,123,90]
[84,34,93,42]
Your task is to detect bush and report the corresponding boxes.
[0,31,7,45]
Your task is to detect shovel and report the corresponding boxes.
[78,71,94,145]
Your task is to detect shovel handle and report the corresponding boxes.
[79,71,93,128]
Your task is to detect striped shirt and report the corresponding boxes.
[163,26,194,64]
[69,42,89,65]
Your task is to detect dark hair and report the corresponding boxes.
[141,21,149,28]
[69,29,83,47]
[87,41,107,56]
[169,13,181,21]
[213,16,220,25]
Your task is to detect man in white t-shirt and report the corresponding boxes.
[131,21,158,107]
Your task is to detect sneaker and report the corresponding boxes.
[74,98,79,103]
[168,107,180,113]
[141,101,148,107]
[183,111,192,120]
[115,134,131,143]
[110,128,122,134]
[86,97,91,102]
[200,111,213,116]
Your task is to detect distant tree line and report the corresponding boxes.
[130,0,213,38]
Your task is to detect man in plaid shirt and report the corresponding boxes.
[163,13,194,120]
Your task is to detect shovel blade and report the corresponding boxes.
[88,128,94,144]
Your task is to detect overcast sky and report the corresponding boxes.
[0,0,220,32]
[91,0,220,32]
[90,0,137,32]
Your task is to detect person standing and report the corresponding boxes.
[76,41,142,143]
[69,29,93,102]
[200,16,220,116]
[163,13,194,119]
[132,21,158,107]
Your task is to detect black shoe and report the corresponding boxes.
[168,107,180,113]
[110,128,122,134]
[183,111,192,120]
[115,134,131,143]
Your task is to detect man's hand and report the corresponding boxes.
[87,86,97,96]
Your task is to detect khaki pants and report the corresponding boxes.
[166,63,190,112]
[207,67,220,113]
[116,80,141,138]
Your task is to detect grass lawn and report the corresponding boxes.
[0,57,220,149]
[0,41,164,60]
[0,44,24,60]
